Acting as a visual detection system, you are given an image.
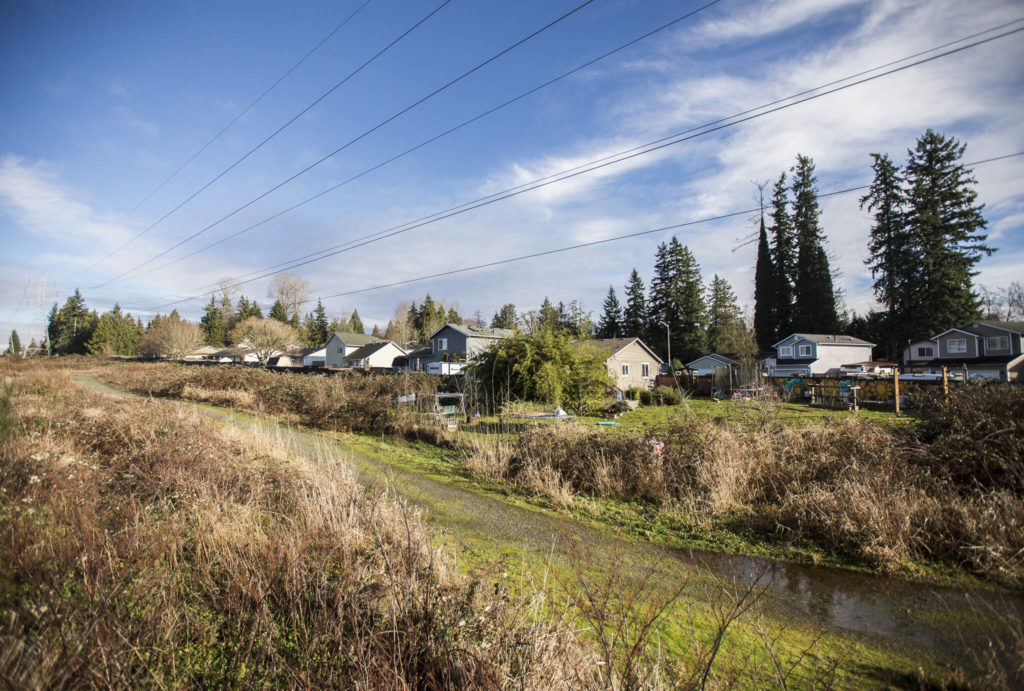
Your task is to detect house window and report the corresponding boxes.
[798,344,812,357]
[947,338,967,354]
[435,338,448,352]
[621,363,630,376]
[986,336,1009,351]
[641,362,650,378]
[779,346,793,357]
[917,347,934,358]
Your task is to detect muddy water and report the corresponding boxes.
[73,373,1024,672]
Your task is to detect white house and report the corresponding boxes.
[770,333,875,377]
[344,341,407,368]
[301,346,326,367]
[582,337,663,391]
[685,353,739,376]
[324,332,386,368]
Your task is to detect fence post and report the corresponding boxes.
[893,368,901,416]
[942,366,949,401]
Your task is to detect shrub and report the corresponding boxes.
[652,385,682,406]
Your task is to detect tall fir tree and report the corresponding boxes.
[268,299,289,323]
[307,299,329,347]
[753,212,777,350]
[860,152,909,359]
[597,286,622,339]
[347,308,365,335]
[768,173,796,340]
[200,297,227,346]
[538,297,559,332]
[491,303,518,329]
[902,129,991,337]
[622,269,647,339]
[87,304,140,356]
[790,155,838,333]
[235,296,263,321]
[8,330,21,355]
[647,237,706,362]
[706,276,742,352]
[47,289,97,355]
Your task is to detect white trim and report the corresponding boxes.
[931,327,980,341]
[798,344,813,357]
[621,363,630,376]
[641,362,650,378]
[947,338,967,354]
[779,346,793,357]
[986,335,1009,351]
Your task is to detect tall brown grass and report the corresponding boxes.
[0,365,593,688]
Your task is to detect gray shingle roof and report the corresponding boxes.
[346,341,398,360]
[328,332,385,347]
[789,333,875,347]
[431,323,514,340]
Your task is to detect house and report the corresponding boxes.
[324,332,386,368]
[344,341,407,369]
[186,345,221,361]
[301,346,326,367]
[769,333,875,377]
[582,337,663,392]
[266,346,324,368]
[902,339,938,370]
[686,353,739,376]
[838,361,897,376]
[403,323,514,372]
[906,320,1024,381]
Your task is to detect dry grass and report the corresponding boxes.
[463,414,1024,585]
[0,363,595,688]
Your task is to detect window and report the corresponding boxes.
[986,336,1009,351]
[947,338,967,354]
[779,346,793,357]
[435,338,448,352]
[798,344,813,357]
[641,362,650,378]
[917,347,934,358]
[621,363,630,376]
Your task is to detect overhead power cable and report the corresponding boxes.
[259,154,1024,306]
[94,0,599,289]
[143,0,724,277]
[137,23,1024,312]
[61,0,375,284]
[139,149,1024,314]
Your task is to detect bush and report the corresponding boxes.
[636,389,653,406]
[652,385,682,406]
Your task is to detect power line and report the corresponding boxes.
[136,15,1024,287]
[141,0,724,276]
[137,24,1024,311]
[95,0,600,289]
[60,1,375,284]
[85,0,452,291]
[139,150,1024,314]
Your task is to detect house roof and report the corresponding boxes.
[772,333,875,348]
[406,346,434,358]
[346,341,403,360]
[581,337,664,363]
[429,323,514,340]
[931,327,980,340]
[971,320,1024,335]
[327,331,385,347]
[686,353,739,367]
[298,346,326,357]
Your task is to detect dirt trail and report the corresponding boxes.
[72,372,1023,673]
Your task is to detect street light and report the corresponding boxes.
[658,320,671,376]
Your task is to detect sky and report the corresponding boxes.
[2,0,1023,344]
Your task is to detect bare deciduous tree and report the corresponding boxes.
[267,273,310,322]
[231,317,298,365]
[139,318,203,360]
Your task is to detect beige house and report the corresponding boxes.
[324,332,385,368]
[344,341,407,369]
[582,338,663,391]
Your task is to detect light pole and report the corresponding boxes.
[658,320,671,377]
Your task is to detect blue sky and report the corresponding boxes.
[2,0,1023,342]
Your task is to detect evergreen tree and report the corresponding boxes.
[597,286,622,339]
[347,308,365,335]
[199,297,227,347]
[648,237,706,362]
[861,152,909,358]
[790,155,838,333]
[306,299,329,347]
[538,297,559,332]
[768,174,796,339]
[327,316,348,335]
[753,212,776,351]
[491,303,518,329]
[8,330,21,356]
[268,299,289,323]
[87,304,140,356]
[622,269,646,339]
[235,296,263,321]
[706,276,743,353]
[446,306,461,324]
[47,289,97,355]
[902,130,992,337]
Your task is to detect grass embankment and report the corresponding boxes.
[94,360,1023,591]
[0,363,595,687]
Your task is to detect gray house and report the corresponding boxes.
[324,332,386,368]
[403,323,514,372]
[904,321,1024,380]
[769,333,875,377]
